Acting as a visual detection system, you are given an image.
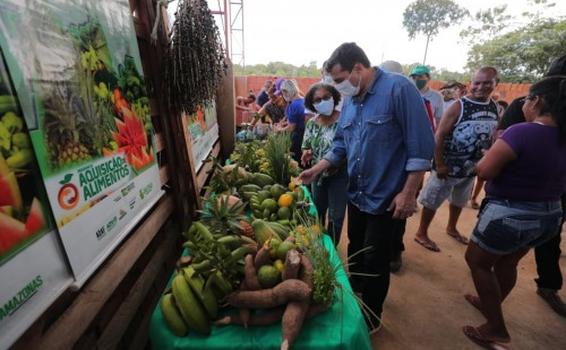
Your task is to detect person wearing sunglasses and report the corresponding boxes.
[301,83,347,245]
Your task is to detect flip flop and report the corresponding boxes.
[462,326,511,350]
[464,294,487,318]
[447,231,469,245]
[414,237,440,252]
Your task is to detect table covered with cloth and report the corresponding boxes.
[149,234,372,350]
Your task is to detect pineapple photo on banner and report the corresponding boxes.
[0,0,163,285]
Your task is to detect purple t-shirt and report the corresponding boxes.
[486,122,566,201]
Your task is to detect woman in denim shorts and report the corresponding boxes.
[462,76,566,349]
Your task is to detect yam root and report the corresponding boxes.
[281,300,309,350]
[299,255,314,289]
[215,303,329,328]
[227,279,312,309]
[282,249,301,280]
[215,307,285,326]
[244,254,261,290]
[238,281,251,328]
[254,245,271,270]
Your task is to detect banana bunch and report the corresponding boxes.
[160,221,257,336]
[0,111,33,170]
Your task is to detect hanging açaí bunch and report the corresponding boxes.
[165,0,226,115]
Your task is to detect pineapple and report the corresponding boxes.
[198,195,248,235]
[239,220,254,237]
[43,82,91,168]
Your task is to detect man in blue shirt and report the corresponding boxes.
[300,43,434,331]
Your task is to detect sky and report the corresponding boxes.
[169,0,566,73]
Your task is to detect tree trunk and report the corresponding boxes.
[423,35,431,65]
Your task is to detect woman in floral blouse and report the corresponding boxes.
[302,83,348,244]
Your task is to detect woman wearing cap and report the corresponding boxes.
[301,83,348,245]
[275,79,305,162]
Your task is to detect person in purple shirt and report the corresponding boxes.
[462,76,566,349]
[299,42,434,332]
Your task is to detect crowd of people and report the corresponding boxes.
[237,42,566,349]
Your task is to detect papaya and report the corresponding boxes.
[251,173,274,187]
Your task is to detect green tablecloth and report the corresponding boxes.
[149,235,372,350]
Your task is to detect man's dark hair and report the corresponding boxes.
[324,42,371,73]
[477,66,499,84]
[304,83,341,112]
[546,54,566,77]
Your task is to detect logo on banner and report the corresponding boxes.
[0,275,43,321]
[57,174,80,210]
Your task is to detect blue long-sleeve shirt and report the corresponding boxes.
[324,68,434,214]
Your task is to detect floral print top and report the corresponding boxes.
[301,116,340,177]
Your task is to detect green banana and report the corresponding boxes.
[160,293,189,336]
[239,235,257,246]
[183,223,197,241]
[211,270,233,296]
[183,266,218,319]
[191,259,211,273]
[171,274,210,334]
[266,221,291,239]
[217,235,241,248]
[230,245,256,261]
[11,132,30,149]
[192,221,214,241]
[6,149,33,169]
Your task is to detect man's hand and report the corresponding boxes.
[298,167,318,185]
[435,164,449,179]
[387,191,417,219]
[301,150,313,167]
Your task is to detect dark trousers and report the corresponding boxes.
[535,193,565,291]
[347,203,404,323]
[310,168,348,245]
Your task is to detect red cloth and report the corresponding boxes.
[423,98,436,133]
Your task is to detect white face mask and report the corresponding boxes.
[313,97,334,116]
[334,71,360,97]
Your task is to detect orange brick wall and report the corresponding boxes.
[236,76,530,104]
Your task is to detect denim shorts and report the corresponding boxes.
[470,199,563,255]
[418,172,475,210]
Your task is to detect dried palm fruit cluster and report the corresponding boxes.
[165,0,226,115]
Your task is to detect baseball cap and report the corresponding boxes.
[410,64,431,76]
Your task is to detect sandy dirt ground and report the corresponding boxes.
[336,197,566,350]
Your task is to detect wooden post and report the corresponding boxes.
[216,58,236,158]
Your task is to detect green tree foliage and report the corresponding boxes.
[403,0,468,64]
[466,18,566,82]
[234,61,320,77]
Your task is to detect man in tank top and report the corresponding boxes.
[414,67,499,252]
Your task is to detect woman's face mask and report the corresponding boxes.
[314,96,335,116]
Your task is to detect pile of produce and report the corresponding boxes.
[0,64,47,257]
[228,133,300,186]
[159,135,340,347]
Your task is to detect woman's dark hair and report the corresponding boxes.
[529,75,566,142]
[304,83,341,112]
[324,42,371,73]
[497,100,509,110]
